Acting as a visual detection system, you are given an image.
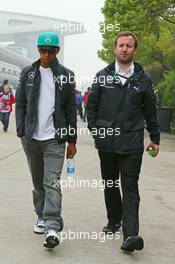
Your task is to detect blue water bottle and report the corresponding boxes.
[67,158,75,178]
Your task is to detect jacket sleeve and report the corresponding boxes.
[143,75,160,145]
[8,94,16,105]
[15,69,26,137]
[87,75,101,132]
[64,72,77,143]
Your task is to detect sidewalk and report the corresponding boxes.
[0,112,175,264]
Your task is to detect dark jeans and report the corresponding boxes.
[21,137,65,233]
[83,108,87,122]
[98,150,143,240]
[0,112,10,130]
[76,104,83,119]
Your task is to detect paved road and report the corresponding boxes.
[0,112,175,264]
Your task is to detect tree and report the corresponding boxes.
[98,0,175,112]
[157,71,175,107]
[98,0,175,85]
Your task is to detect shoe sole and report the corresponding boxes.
[121,237,144,252]
[103,224,121,235]
[34,230,45,234]
[33,227,45,234]
[44,236,59,249]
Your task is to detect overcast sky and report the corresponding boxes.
[0,0,107,90]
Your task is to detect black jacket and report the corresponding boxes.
[15,59,77,143]
[87,62,160,153]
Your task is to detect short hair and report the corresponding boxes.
[114,31,138,49]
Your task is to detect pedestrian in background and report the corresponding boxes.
[76,90,83,121]
[0,84,15,132]
[0,79,9,93]
[83,87,90,122]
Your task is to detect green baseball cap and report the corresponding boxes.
[37,31,60,47]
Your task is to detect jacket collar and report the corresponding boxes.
[107,61,144,81]
[32,58,60,72]
[115,61,134,75]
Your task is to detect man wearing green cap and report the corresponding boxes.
[15,31,77,249]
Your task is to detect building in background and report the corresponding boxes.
[0,11,85,88]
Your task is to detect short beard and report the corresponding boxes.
[117,55,134,65]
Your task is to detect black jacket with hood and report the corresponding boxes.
[87,61,160,153]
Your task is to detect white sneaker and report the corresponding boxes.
[44,229,59,249]
[33,219,45,234]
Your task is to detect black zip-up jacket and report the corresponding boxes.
[15,59,77,143]
[87,61,160,153]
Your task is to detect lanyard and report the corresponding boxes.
[112,72,130,80]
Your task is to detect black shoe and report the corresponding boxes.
[103,222,121,234]
[3,127,7,132]
[44,230,59,249]
[120,236,144,252]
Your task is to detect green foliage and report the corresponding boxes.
[157,71,175,107]
[98,0,175,106]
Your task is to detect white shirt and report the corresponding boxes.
[32,66,55,141]
[115,61,134,85]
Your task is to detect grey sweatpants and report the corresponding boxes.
[21,137,65,233]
